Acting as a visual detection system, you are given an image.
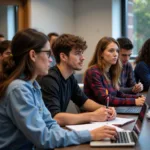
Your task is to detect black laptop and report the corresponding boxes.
[115,88,150,114]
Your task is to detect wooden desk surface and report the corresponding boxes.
[55,114,150,150]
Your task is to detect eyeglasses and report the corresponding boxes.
[40,50,52,58]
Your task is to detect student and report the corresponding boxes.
[47,32,59,67]
[0,40,11,72]
[0,34,5,42]
[39,34,116,127]
[0,29,117,149]
[84,37,145,106]
[134,38,150,91]
[117,37,143,94]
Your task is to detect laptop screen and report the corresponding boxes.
[132,103,147,141]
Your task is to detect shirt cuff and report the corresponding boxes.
[77,130,91,143]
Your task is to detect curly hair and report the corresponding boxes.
[135,38,150,65]
[52,34,87,64]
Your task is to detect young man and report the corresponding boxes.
[47,32,59,67]
[117,37,143,94]
[40,34,116,126]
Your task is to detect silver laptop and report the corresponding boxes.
[115,87,150,114]
[90,103,148,147]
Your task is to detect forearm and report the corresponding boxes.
[120,87,133,94]
[83,99,104,112]
[54,112,95,126]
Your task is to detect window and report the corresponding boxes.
[124,0,150,56]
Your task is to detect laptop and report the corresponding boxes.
[115,87,150,114]
[90,103,148,147]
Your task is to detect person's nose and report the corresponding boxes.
[80,54,85,61]
[114,51,118,57]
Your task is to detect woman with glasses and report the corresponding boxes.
[0,29,117,149]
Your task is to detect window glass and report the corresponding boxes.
[127,0,150,56]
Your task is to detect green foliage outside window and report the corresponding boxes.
[133,0,150,54]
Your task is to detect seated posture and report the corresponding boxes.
[117,37,143,94]
[0,40,11,72]
[135,38,150,91]
[39,34,116,127]
[0,29,117,149]
[84,37,145,106]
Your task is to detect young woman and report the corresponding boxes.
[0,29,117,149]
[134,38,150,91]
[84,37,145,106]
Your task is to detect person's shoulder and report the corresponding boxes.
[40,66,62,86]
[86,65,102,75]
[136,61,147,68]
[43,66,61,80]
[7,79,31,94]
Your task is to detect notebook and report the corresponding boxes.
[66,117,135,131]
[115,87,150,114]
[90,103,148,147]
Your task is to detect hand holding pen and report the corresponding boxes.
[105,89,116,120]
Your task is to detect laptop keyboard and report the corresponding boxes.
[111,132,133,143]
[116,107,141,113]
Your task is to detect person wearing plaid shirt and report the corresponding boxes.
[117,37,143,94]
[84,37,145,106]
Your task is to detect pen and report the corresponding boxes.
[106,89,109,109]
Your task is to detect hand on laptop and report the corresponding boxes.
[90,125,117,141]
[91,107,116,122]
[132,82,143,93]
[135,95,145,106]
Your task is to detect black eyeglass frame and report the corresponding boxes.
[40,49,52,58]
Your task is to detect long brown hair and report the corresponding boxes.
[0,28,48,99]
[87,36,122,89]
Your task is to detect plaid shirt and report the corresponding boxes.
[84,65,138,106]
[120,62,136,87]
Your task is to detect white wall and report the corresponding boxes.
[30,0,75,35]
[74,0,113,72]
[30,0,121,73]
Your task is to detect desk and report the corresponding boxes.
[55,114,150,150]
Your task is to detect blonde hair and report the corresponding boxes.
[87,36,122,89]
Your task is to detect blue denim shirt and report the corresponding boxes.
[0,79,91,149]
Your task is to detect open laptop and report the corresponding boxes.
[115,87,150,114]
[90,103,148,147]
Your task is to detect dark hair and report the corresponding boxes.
[117,37,133,50]
[47,32,59,41]
[0,40,11,54]
[0,34,4,38]
[0,28,48,98]
[87,36,122,89]
[135,38,150,65]
[52,34,87,63]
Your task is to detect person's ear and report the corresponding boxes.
[29,49,37,62]
[60,52,68,62]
